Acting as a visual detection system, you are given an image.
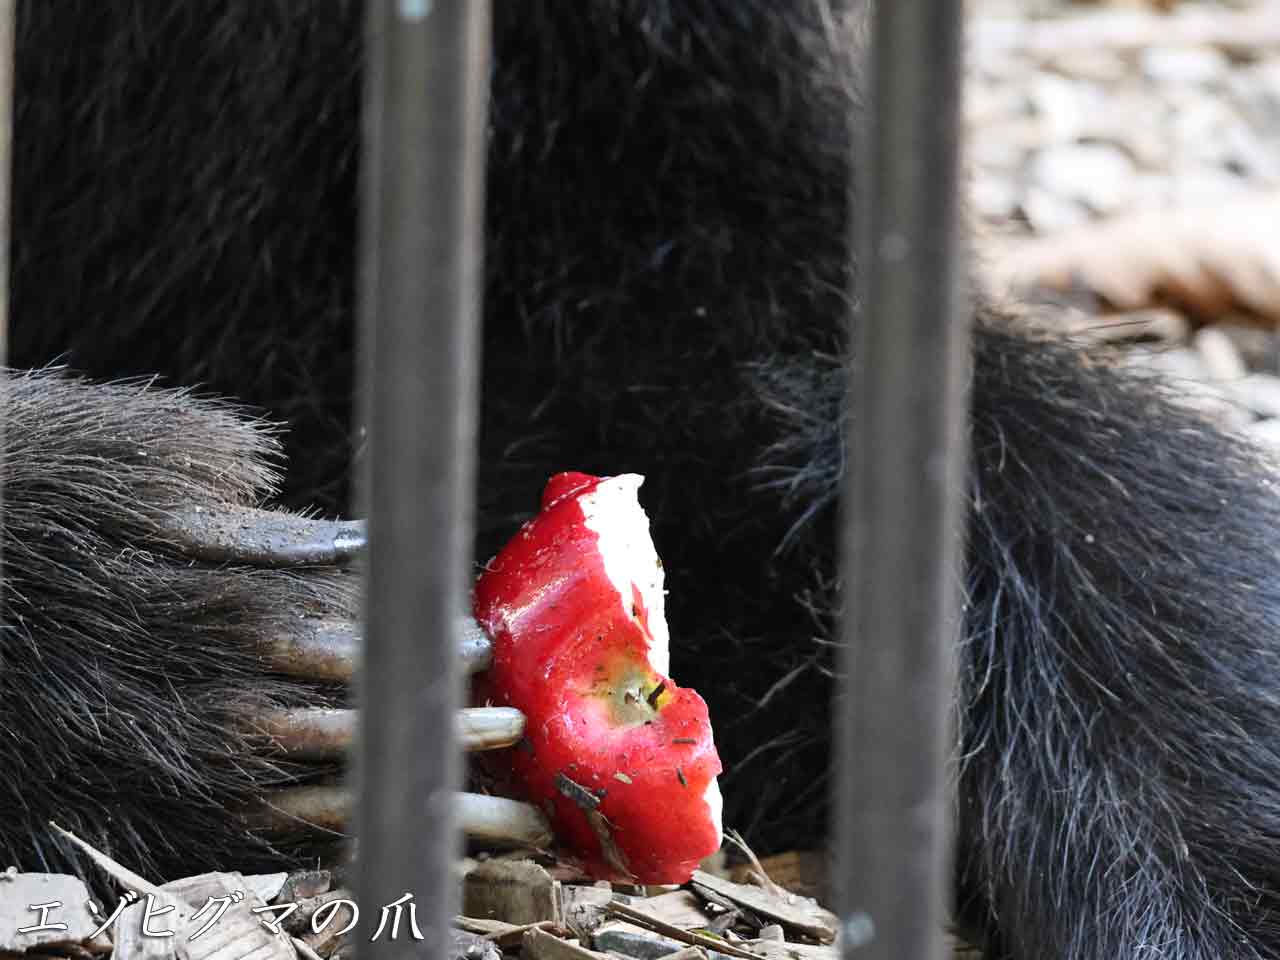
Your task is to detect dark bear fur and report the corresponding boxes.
[0,370,354,878]
[8,2,1280,957]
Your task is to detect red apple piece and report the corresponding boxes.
[473,472,723,884]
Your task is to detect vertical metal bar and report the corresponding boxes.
[0,0,10,365]
[354,1,490,957]
[0,0,13,599]
[836,2,969,959]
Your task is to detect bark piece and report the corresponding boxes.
[462,860,561,926]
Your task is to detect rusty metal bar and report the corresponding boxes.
[836,2,970,959]
[354,0,491,956]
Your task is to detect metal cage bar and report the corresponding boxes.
[836,2,970,958]
[0,0,10,367]
[0,0,12,668]
[354,1,491,957]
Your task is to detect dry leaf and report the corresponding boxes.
[988,191,1280,326]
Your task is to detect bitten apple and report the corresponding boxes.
[473,472,723,883]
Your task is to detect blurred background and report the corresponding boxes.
[967,0,1280,445]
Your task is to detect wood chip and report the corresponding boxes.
[107,891,191,960]
[688,873,836,946]
[523,925,612,960]
[605,902,755,960]
[726,853,828,908]
[593,921,724,960]
[464,859,561,926]
[449,928,504,960]
[455,916,521,938]
[277,871,331,905]
[0,874,111,953]
[704,908,741,937]
[741,940,836,960]
[632,892,711,931]
[559,884,617,938]
[455,916,562,948]
[46,828,295,960]
[167,873,296,960]
[243,874,290,906]
[281,891,353,937]
[662,948,708,960]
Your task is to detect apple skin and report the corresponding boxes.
[473,472,723,883]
